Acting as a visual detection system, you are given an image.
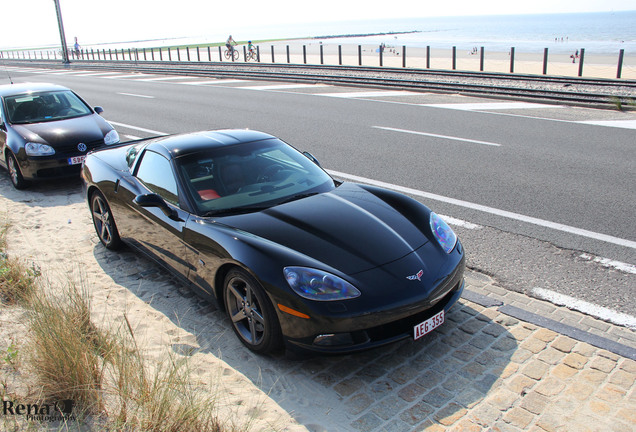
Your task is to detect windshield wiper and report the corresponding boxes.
[202,204,272,217]
[276,192,320,206]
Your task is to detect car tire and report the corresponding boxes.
[223,268,282,354]
[6,152,29,190]
[90,190,122,250]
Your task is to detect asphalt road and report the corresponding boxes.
[2,66,635,318]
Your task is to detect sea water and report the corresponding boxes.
[86,11,636,56]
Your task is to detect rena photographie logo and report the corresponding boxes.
[3,398,76,422]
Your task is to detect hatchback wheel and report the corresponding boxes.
[6,153,29,189]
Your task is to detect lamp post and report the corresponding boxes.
[53,0,70,63]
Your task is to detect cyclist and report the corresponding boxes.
[248,40,255,54]
[226,35,237,56]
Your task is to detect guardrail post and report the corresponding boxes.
[426,46,430,68]
[543,48,548,75]
[286,45,290,63]
[480,47,484,71]
[303,45,307,64]
[578,48,585,77]
[177,47,181,61]
[128,48,131,60]
[510,47,515,73]
[115,49,118,60]
[168,47,172,61]
[402,45,406,68]
[207,46,210,62]
[197,46,200,62]
[379,44,383,66]
[452,46,456,70]
[339,45,342,65]
[257,46,260,62]
[218,46,222,61]
[617,49,624,79]
[159,48,163,61]
[270,45,274,63]
[186,47,191,61]
[320,44,324,64]
[243,46,247,62]
[358,45,362,66]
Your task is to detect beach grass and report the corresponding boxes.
[0,217,38,305]
[0,224,235,431]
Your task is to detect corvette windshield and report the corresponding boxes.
[4,90,92,124]
[177,138,336,215]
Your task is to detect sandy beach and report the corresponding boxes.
[247,40,636,80]
[98,38,636,80]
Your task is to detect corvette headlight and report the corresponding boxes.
[430,212,457,254]
[104,129,120,145]
[25,142,55,156]
[284,267,361,301]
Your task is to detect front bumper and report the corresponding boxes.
[19,156,84,180]
[285,277,464,354]
[281,242,466,354]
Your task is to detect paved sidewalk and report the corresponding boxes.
[216,269,635,432]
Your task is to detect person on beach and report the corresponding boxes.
[226,35,236,56]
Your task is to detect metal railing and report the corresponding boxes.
[2,43,633,80]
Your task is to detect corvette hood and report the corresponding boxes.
[219,183,430,274]
[12,114,111,146]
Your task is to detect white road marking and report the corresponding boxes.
[108,121,167,136]
[532,287,636,329]
[579,253,636,274]
[422,102,564,110]
[124,135,141,140]
[374,126,502,147]
[326,169,636,249]
[101,74,150,79]
[578,119,636,129]
[320,90,418,98]
[73,71,129,77]
[180,79,248,85]
[439,214,482,230]
[43,70,97,75]
[242,83,330,90]
[117,92,155,99]
[136,76,198,81]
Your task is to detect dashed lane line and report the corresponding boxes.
[374,126,502,147]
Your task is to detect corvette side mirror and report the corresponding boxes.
[302,151,321,167]
[134,193,181,221]
[94,106,104,115]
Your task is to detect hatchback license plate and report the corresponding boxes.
[414,310,444,340]
[68,156,85,165]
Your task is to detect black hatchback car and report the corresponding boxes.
[0,83,119,189]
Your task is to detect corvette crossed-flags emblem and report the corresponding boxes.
[406,269,424,281]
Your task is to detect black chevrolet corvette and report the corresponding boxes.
[82,130,465,354]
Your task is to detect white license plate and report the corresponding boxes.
[414,310,444,340]
[68,156,85,165]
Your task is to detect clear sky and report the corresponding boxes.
[2,0,635,49]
